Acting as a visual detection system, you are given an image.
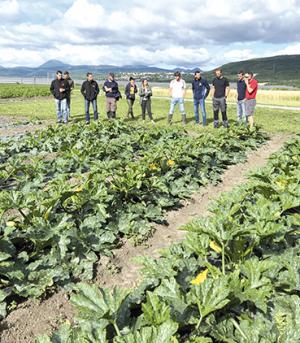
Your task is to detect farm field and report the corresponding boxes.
[0,84,299,342]
[0,87,299,134]
[36,135,300,342]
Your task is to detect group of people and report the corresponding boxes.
[50,68,258,127]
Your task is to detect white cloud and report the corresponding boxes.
[224,49,257,62]
[0,0,300,68]
[272,43,300,56]
[0,0,20,18]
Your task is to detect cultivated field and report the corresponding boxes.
[0,84,299,342]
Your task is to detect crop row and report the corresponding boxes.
[37,135,300,343]
[0,122,267,320]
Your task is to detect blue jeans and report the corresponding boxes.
[85,99,98,122]
[169,98,185,115]
[55,99,68,123]
[237,100,246,122]
[194,98,207,125]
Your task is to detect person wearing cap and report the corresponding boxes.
[168,71,187,125]
[103,73,121,119]
[50,70,70,124]
[211,68,230,128]
[81,72,99,124]
[192,70,210,126]
[125,77,138,119]
[236,70,247,123]
[139,78,154,123]
[63,71,74,118]
[245,72,258,128]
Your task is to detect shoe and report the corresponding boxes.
[57,120,62,124]
[86,121,90,125]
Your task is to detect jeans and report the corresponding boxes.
[55,99,68,123]
[169,98,185,114]
[194,98,207,125]
[66,95,71,117]
[237,99,246,122]
[85,99,98,122]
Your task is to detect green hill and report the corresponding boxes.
[202,55,300,85]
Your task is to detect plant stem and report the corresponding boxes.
[196,314,203,330]
[231,318,248,341]
[222,244,225,275]
[113,322,121,336]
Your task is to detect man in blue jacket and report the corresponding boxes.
[192,70,210,126]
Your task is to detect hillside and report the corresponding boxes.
[0,55,299,86]
[202,55,300,84]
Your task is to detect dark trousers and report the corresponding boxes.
[85,99,98,122]
[213,97,228,127]
[127,99,135,118]
[141,100,153,120]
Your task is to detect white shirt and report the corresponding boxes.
[170,79,186,98]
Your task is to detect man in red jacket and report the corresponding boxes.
[245,72,258,128]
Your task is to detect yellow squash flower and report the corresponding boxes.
[210,241,222,253]
[191,269,208,285]
[74,185,84,192]
[149,163,158,170]
[167,159,175,167]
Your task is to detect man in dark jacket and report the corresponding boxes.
[236,70,247,123]
[63,71,74,118]
[50,70,70,124]
[103,73,121,119]
[192,70,210,126]
[125,77,138,119]
[81,72,99,124]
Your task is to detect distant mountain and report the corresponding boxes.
[0,60,173,77]
[0,55,299,83]
[38,60,71,68]
[203,55,300,82]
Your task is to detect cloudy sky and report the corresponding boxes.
[1,0,300,69]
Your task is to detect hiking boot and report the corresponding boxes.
[167,114,173,125]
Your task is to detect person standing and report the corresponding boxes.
[139,78,154,123]
[168,71,187,125]
[63,71,74,118]
[103,73,121,119]
[211,68,230,128]
[192,70,210,126]
[81,72,99,124]
[125,77,138,119]
[236,70,247,123]
[245,72,258,128]
[50,70,70,124]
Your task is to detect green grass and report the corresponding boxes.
[0,89,299,133]
[0,83,51,98]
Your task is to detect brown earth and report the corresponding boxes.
[0,133,291,343]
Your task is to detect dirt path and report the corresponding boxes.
[0,133,291,343]
[95,133,291,289]
[0,116,53,138]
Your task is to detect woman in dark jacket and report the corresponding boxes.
[139,78,154,123]
[125,77,138,119]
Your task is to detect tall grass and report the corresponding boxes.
[152,87,300,107]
